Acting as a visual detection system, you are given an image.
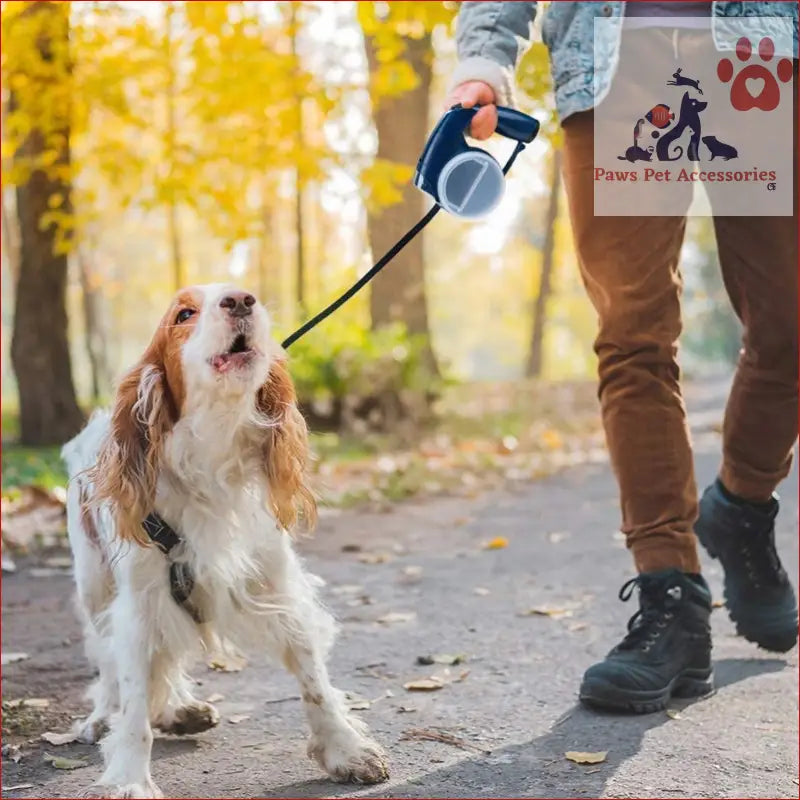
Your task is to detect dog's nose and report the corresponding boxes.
[219,292,256,318]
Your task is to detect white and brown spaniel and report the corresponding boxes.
[61,284,388,798]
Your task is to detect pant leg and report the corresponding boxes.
[710,61,798,503]
[562,110,701,574]
[711,214,798,501]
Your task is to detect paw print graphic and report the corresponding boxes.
[717,37,793,111]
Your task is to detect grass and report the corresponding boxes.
[2,444,67,494]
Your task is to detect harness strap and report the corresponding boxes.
[141,512,203,623]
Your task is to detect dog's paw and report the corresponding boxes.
[84,780,163,799]
[155,701,220,735]
[308,728,389,784]
[73,716,108,745]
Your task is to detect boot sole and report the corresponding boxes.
[579,668,714,714]
[697,538,798,653]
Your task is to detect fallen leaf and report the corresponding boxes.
[483,537,508,550]
[2,744,22,763]
[43,753,88,770]
[396,706,417,713]
[358,552,393,565]
[377,611,416,625]
[402,728,490,755]
[208,654,246,673]
[565,751,607,765]
[1,652,30,665]
[473,587,491,596]
[403,677,445,692]
[22,698,50,709]
[2,785,34,792]
[416,654,465,666]
[518,607,573,619]
[665,709,682,720]
[205,693,224,704]
[542,430,563,450]
[41,731,78,746]
[228,714,250,724]
[344,692,371,711]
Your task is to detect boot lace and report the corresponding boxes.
[617,575,683,652]
[739,523,785,590]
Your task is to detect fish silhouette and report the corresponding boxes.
[646,104,674,129]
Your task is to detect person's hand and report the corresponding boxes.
[446,81,498,140]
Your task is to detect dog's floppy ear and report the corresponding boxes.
[256,356,316,533]
[91,360,174,545]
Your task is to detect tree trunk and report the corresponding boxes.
[10,2,84,445]
[76,247,110,404]
[526,149,562,378]
[364,33,438,375]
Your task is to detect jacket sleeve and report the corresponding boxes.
[450,2,538,106]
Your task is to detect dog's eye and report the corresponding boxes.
[175,308,196,324]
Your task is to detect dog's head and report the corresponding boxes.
[91,284,315,542]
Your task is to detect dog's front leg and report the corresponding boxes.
[93,591,162,799]
[282,628,388,784]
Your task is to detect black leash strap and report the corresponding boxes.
[281,140,526,350]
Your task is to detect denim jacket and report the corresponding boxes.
[450,2,798,121]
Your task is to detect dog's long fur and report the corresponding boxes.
[62,284,387,799]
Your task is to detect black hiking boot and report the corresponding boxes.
[695,479,798,653]
[579,569,713,713]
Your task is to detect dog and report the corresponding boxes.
[61,284,388,798]
[702,135,739,161]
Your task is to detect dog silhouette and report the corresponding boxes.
[667,68,703,95]
[702,135,738,160]
[656,92,707,161]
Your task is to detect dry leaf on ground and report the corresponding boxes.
[43,754,88,770]
[518,607,573,619]
[483,537,508,550]
[1,652,30,665]
[228,714,250,724]
[402,728,490,754]
[416,653,465,666]
[565,751,607,764]
[403,677,445,691]
[377,611,416,625]
[205,693,224,704]
[41,731,78,746]
[665,709,682,720]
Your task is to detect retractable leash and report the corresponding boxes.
[280,104,540,350]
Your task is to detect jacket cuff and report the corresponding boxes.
[448,56,516,108]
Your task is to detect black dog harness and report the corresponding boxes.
[142,513,203,623]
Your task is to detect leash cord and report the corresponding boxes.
[281,140,526,350]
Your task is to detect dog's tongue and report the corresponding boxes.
[212,353,232,372]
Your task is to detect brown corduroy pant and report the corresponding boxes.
[560,106,798,574]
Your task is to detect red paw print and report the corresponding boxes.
[717,37,793,111]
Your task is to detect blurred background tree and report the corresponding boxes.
[1,0,739,455]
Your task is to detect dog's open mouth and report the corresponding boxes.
[211,334,256,373]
